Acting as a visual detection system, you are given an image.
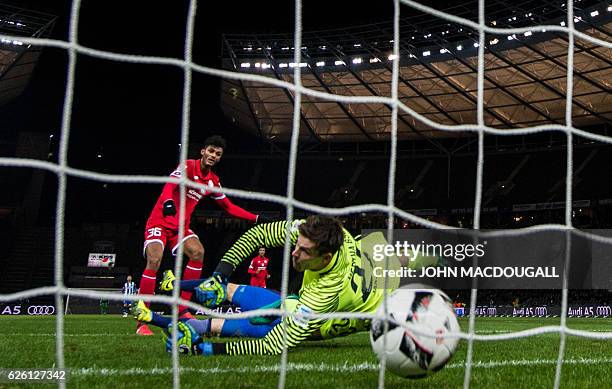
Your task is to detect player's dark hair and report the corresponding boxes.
[204,135,227,150]
[299,215,344,255]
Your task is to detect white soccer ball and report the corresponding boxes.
[370,285,460,378]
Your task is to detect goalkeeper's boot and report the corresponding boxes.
[132,300,153,323]
[160,270,176,292]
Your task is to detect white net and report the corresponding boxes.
[1,0,612,388]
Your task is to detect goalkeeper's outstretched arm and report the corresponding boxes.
[214,220,300,278]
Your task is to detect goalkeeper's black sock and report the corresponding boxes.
[185,318,210,336]
[179,279,205,291]
[150,312,172,328]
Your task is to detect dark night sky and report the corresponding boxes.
[0,0,411,172]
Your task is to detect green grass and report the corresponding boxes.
[0,315,610,388]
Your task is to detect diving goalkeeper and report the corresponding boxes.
[158,215,390,356]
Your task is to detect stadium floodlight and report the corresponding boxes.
[319,45,327,50]
[491,20,497,25]
[261,63,271,69]
[334,60,345,66]
[473,42,479,47]
[524,31,533,37]
[560,21,566,26]
[352,57,362,64]
[369,57,381,63]
[608,5,612,12]
[240,62,250,68]
[388,54,398,60]
[423,51,431,56]
[590,10,599,17]
[279,63,288,68]
[439,48,449,54]
[254,63,261,68]
[507,35,515,40]
[353,43,361,47]
[456,45,463,51]
[281,47,290,51]
[490,38,499,45]
[315,61,325,67]
[289,62,297,68]
[299,63,307,67]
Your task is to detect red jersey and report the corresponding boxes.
[146,159,256,231]
[248,256,269,287]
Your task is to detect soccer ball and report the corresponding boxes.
[370,285,460,378]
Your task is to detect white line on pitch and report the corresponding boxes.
[3,329,612,337]
[69,357,612,376]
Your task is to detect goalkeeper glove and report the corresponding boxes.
[195,273,227,308]
[164,322,204,355]
[162,200,177,217]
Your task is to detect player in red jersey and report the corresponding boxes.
[136,135,264,335]
[248,247,270,288]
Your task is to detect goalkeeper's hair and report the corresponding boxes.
[299,215,344,256]
[204,135,227,150]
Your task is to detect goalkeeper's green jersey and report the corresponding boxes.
[212,220,385,356]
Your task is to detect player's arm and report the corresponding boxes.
[214,220,300,279]
[248,259,257,274]
[214,196,258,223]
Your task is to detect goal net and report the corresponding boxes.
[0,0,611,388]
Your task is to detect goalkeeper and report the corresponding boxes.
[159,215,399,356]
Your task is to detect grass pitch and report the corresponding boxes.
[0,315,610,388]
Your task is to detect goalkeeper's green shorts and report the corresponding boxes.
[318,318,371,339]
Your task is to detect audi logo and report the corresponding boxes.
[27,305,55,315]
[596,306,612,316]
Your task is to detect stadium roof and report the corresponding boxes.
[220,0,611,146]
[0,3,56,106]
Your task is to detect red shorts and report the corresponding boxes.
[143,224,198,257]
[250,278,267,288]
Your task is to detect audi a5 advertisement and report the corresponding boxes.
[1,304,56,315]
